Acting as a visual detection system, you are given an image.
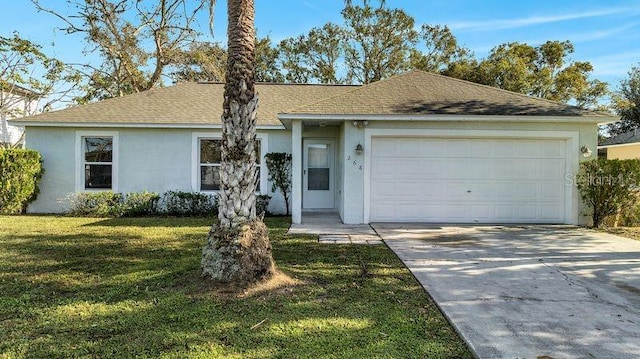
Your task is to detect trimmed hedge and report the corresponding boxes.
[69,192,124,217]
[163,191,217,216]
[68,190,216,217]
[66,190,273,218]
[0,149,43,214]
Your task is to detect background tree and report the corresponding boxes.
[33,0,215,102]
[254,36,284,82]
[172,36,283,83]
[449,40,608,108]
[201,0,274,284]
[276,3,418,84]
[278,23,344,83]
[172,41,227,82]
[1,33,80,148]
[342,4,417,84]
[607,65,640,137]
[410,25,472,73]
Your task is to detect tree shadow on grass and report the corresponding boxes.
[82,216,215,228]
[0,217,472,358]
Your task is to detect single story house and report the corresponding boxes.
[598,130,640,159]
[10,70,615,225]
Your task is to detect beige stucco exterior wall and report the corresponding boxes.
[605,144,640,160]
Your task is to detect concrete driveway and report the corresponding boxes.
[373,224,640,359]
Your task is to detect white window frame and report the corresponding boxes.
[191,132,268,193]
[75,131,119,192]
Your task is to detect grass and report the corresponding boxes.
[0,216,472,359]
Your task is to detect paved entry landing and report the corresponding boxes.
[288,212,382,244]
[374,223,640,359]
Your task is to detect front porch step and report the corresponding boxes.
[318,233,383,245]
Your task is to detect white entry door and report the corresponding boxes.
[303,139,335,209]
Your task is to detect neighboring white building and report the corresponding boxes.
[1,84,39,148]
[10,70,616,225]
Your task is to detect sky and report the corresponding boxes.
[1,0,639,91]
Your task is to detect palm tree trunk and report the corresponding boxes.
[201,0,274,283]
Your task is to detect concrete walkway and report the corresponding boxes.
[373,224,640,359]
[288,212,382,244]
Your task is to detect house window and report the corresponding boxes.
[76,131,118,192]
[197,136,263,192]
[83,137,113,189]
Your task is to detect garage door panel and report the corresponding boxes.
[516,204,537,220]
[370,137,567,223]
[470,140,493,157]
[541,204,563,220]
[495,205,516,220]
[542,159,566,178]
[539,182,565,199]
[542,140,566,158]
[471,204,493,220]
[444,205,467,220]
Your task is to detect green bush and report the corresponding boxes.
[256,194,271,217]
[121,191,160,216]
[576,159,640,227]
[163,191,217,216]
[68,190,218,217]
[0,149,44,214]
[69,192,124,217]
[602,197,640,227]
[264,152,292,215]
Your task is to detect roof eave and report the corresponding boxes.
[8,120,286,130]
[278,113,610,124]
[598,142,640,149]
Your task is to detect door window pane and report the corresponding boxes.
[308,145,328,168]
[308,168,330,190]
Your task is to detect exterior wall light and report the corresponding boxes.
[352,120,369,128]
[580,145,592,158]
[355,143,364,155]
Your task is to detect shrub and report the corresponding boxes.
[264,152,292,215]
[576,159,640,227]
[256,194,271,217]
[69,192,124,217]
[121,191,160,216]
[0,149,44,214]
[163,191,217,216]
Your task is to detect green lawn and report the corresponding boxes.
[0,216,471,359]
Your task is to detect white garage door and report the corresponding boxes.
[369,137,567,223]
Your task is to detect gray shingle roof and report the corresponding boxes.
[11,82,357,126]
[284,70,613,118]
[12,70,614,127]
[600,129,640,146]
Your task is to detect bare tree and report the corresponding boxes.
[32,0,215,102]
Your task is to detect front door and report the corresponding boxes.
[303,139,335,209]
